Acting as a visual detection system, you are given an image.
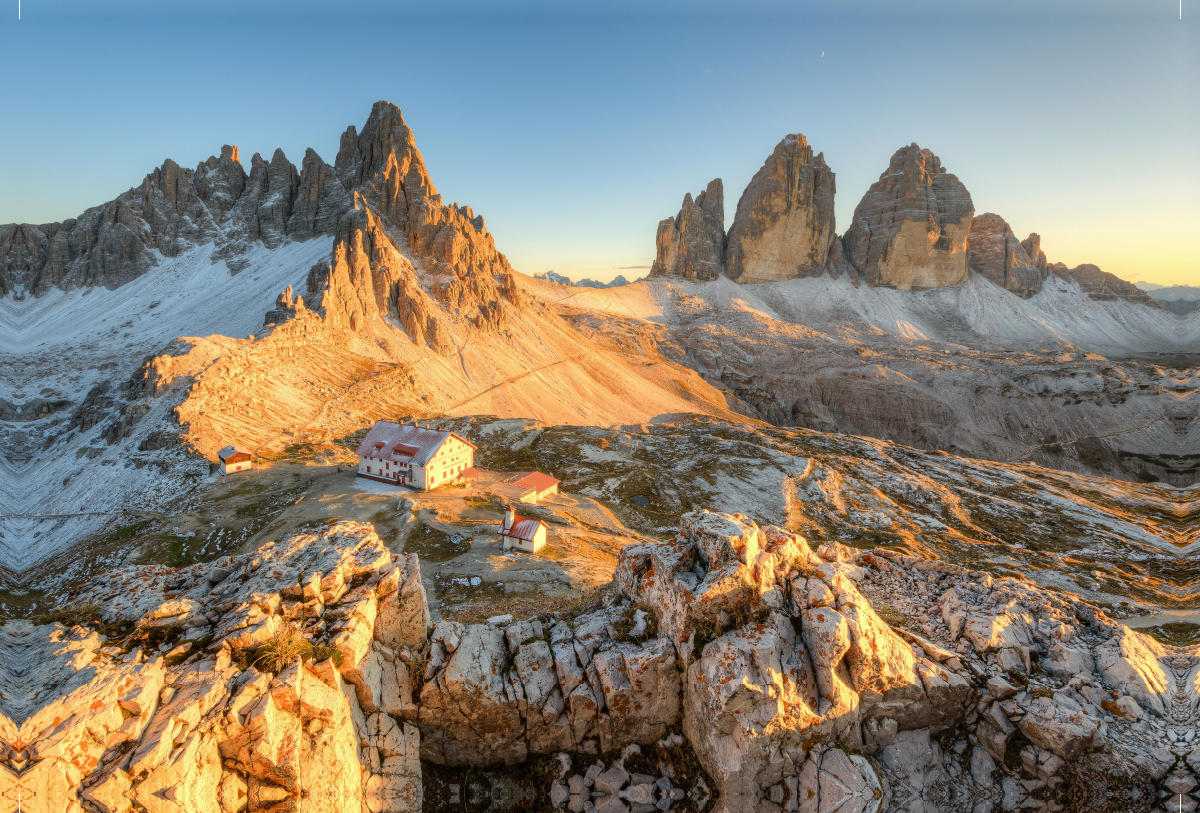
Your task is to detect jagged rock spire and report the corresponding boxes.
[967,212,1048,298]
[649,179,725,282]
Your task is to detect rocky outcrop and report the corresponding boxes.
[300,102,523,341]
[649,179,726,282]
[841,144,975,290]
[3,512,1198,813]
[0,522,427,813]
[725,135,837,283]
[1049,262,1159,305]
[967,213,1049,298]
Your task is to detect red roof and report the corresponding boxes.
[502,512,546,542]
[460,466,480,479]
[512,471,560,492]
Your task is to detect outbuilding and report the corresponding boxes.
[217,446,253,476]
[511,471,560,503]
[499,504,548,553]
[356,421,477,491]
[491,470,561,504]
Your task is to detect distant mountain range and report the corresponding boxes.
[533,270,642,289]
[1136,282,1200,314]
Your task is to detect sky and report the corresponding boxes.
[1,1,1197,286]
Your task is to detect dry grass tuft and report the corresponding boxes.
[874,604,911,629]
[36,603,103,628]
[238,626,345,673]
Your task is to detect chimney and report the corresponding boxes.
[504,504,515,531]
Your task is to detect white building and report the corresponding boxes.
[355,421,476,491]
[499,504,548,553]
[217,445,253,475]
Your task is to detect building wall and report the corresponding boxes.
[356,435,473,491]
[422,437,474,491]
[358,455,422,487]
[507,525,547,553]
[220,461,251,475]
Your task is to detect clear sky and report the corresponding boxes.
[1,1,1197,286]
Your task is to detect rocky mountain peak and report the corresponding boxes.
[967,212,1048,298]
[193,144,248,220]
[1049,262,1159,305]
[335,100,437,231]
[724,133,837,284]
[275,102,522,342]
[843,143,974,290]
[649,178,725,281]
[1021,232,1046,270]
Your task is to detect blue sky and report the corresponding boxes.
[2,1,1196,285]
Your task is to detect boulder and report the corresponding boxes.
[1093,629,1171,717]
[1016,694,1099,761]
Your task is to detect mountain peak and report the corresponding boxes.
[844,143,973,290]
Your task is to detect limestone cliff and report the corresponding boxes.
[842,144,975,290]
[649,179,725,282]
[967,212,1048,298]
[967,213,1157,307]
[724,134,836,283]
[1050,262,1159,305]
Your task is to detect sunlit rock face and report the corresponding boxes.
[649,179,726,282]
[3,509,1199,813]
[724,134,837,284]
[843,144,975,290]
[0,521,425,813]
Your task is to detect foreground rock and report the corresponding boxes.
[3,512,1197,813]
[843,144,975,290]
[0,522,428,813]
[724,134,837,283]
[649,179,726,282]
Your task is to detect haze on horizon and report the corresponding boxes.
[1,0,1196,287]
